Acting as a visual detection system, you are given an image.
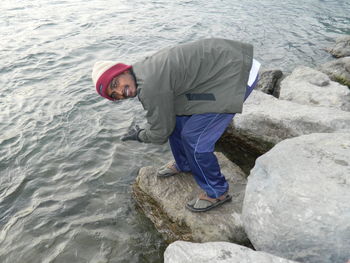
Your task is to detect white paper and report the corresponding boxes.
[247,59,261,87]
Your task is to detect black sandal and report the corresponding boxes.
[186,194,232,212]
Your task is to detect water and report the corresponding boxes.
[0,0,349,262]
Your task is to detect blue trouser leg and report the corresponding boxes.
[168,115,192,172]
[180,113,234,198]
[168,78,258,198]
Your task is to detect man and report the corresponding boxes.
[92,38,260,212]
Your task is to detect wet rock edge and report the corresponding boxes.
[132,180,193,244]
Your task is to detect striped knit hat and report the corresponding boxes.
[92,61,132,100]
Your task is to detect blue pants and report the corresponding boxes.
[169,79,258,198]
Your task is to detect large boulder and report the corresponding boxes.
[326,35,350,58]
[132,152,250,244]
[279,66,350,111]
[164,241,299,263]
[242,133,350,263]
[218,91,350,171]
[318,57,350,88]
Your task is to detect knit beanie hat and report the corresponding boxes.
[92,61,132,100]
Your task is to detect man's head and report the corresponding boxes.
[92,61,137,101]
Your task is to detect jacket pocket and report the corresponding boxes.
[185,93,216,101]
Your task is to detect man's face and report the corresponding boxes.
[106,71,137,100]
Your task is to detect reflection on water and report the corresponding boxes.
[0,0,349,261]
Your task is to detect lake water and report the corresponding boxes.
[0,0,349,262]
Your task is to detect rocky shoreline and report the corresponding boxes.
[132,35,350,263]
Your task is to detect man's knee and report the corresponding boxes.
[180,129,196,150]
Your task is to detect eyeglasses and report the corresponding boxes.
[110,77,120,91]
[109,77,120,101]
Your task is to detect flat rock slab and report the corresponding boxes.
[242,133,350,263]
[164,241,299,263]
[132,152,250,244]
[222,90,350,151]
[280,66,350,111]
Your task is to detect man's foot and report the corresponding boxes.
[186,192,232,212]
[157,161,181,177]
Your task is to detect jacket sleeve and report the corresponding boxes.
[138,90,176,144]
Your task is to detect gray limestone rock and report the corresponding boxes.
[279,66,350,111]
[255,69,284,98]
[318,57,350,88]
[164,241,299,263]
[242,133,350,263]
[218,91,350,167]
[132,152,250,244]
[326,35,350,58]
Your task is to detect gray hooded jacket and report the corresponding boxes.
[132,38,253,144]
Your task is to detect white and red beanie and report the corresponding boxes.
[92,61,132,100]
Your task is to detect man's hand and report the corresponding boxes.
[121,123,144,142]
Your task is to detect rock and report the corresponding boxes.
[318,57,350,88]
[164,241,299,263]
[326,35,350,58]
[132,152,250,244]
[242,133,350,263]
[218,91,350,171]
[279,66,350,111]
[255,69,284,98]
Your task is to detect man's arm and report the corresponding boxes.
[121,91,176,144]
[138,91,176,144]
